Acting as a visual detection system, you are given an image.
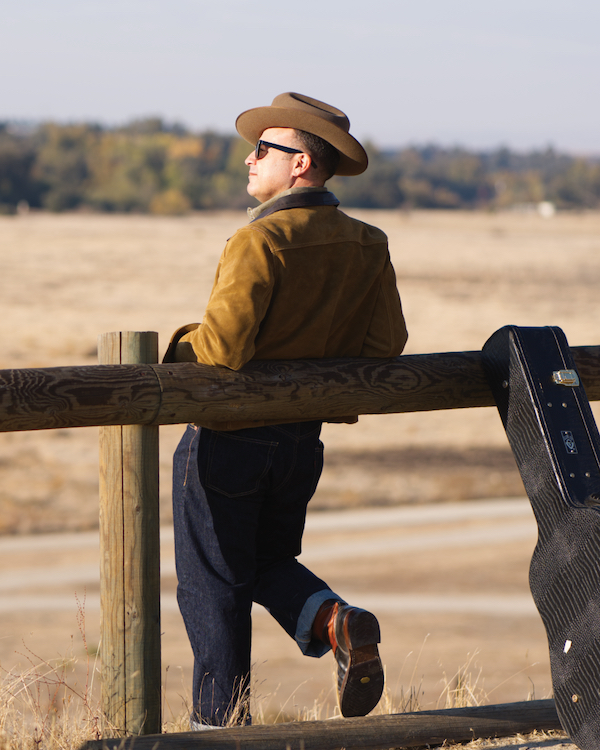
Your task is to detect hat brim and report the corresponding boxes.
[236,106,368,176]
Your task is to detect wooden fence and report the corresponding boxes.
[1,329,600,741]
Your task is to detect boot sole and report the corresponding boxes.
[339,609,384,717]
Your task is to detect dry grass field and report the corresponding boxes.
[1,208,599,747]
[2,209,599,531]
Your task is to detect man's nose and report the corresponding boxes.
[245,150,256,166]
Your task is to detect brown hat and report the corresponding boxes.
[236,92,368,176]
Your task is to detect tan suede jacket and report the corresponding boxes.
[165,192,408,430]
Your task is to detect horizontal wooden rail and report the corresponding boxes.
[2,345,600,433]
[80,698,562,750]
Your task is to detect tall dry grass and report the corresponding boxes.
[0,643,570,750]
[0,633,534,749]
[0,598,104,749]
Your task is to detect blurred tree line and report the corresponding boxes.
[1,119,599,214]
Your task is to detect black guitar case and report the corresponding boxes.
[482,325,600,750]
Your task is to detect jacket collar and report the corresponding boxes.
[248,186,339,222]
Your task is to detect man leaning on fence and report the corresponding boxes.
[163,92,408,729]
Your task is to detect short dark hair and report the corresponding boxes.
[294,129,340,181]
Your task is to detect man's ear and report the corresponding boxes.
[291,152,314,177]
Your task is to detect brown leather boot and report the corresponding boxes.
[313,600,384,717]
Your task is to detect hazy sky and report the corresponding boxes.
[2,0,599,152]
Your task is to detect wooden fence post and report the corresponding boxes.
[98,332,161,736]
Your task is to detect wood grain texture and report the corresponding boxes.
[0,363,160,431]
[98,332,161,736]
[99,420,126,731]
[79,699,561,750]
[1,344,598,433]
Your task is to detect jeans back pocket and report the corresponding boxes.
[203,431,278,498]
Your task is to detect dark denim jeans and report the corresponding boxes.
[172,421,342,726]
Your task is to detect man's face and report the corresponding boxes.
[244,127,302,203]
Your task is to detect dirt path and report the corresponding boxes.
[0,498,537,614]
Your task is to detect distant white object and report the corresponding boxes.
[510,201,556,216]
[538,201,556,218]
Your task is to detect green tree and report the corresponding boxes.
[31,123,97,210]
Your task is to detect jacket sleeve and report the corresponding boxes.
[177,227,275,370]
[359,257,408,358]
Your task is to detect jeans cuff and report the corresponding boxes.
[294,589,345,658]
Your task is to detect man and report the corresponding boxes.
[164,92,408,728]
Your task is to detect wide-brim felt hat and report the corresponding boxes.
[236,92,368,176]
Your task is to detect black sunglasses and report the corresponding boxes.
[255,140,303,160]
